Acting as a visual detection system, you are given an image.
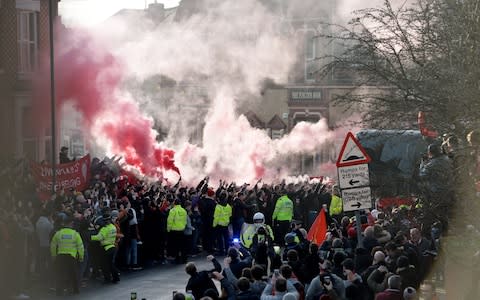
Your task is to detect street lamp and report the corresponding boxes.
[48,0,56,193]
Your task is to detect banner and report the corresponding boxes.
[31,154,91,200]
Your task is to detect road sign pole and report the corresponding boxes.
[336,132,371,249]
[355,210,363,248]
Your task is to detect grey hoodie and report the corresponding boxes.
[306,273,345,300]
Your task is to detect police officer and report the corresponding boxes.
[272,195,294,244]
[213,192,232,255]
[50,215,84,295]
[329,186,343,220]
[91,212,120,283]
[241,212,274,249]
[167,199,188,263]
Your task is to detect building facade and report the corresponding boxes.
[0,0,60,162]
[109,0,365,175]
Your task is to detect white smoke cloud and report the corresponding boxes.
[66,0,382,184]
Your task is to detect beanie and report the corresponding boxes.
[207,188,215,197]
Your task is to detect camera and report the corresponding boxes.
[320,274,331,285]
[257,226,266,235]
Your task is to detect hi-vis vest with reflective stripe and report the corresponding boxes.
[330,195,343,216]
[272,195,293,221]
[91,223,117,250]
[213,204,232,227]
[167,205,187,232]
[50,227,84,260]
[240,223,274,249]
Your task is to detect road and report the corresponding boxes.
[24,255,448,300]
[29,256,219,300]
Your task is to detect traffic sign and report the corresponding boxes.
[336,132,371,167]
[338,164,370,189]
[341,186,372,212]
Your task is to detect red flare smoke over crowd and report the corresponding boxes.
[33,25,180,177]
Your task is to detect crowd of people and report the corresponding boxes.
[0,129,478,300]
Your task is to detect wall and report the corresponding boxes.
[0,0,58,161]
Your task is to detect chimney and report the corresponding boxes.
[148,1,165,20]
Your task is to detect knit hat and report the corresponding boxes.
[207,188,215,197]
[347,227,357,238]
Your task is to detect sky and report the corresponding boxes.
[59,0,181,27]
[59,0,394,27]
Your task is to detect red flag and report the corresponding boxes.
[307,208,328,245]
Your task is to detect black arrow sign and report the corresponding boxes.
[351,202,362,208]
[349,179,360,186]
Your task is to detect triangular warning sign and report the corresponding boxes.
[336,132,371,167]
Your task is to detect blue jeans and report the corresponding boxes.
[126,239,138,266]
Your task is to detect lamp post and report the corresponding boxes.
[48,0,56,193]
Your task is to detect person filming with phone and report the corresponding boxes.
[305,259,345,300]
[260,268,299,300]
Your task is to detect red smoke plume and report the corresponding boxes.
[250,153,265,179]
[34,25,179,177]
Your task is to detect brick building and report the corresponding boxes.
[0,0,59,162]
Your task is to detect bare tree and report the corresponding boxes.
[319,0,480,135]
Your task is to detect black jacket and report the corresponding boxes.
[237,290,261,300]
[185,258,222,299]
[229,257,253,279]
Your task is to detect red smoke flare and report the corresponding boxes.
[33,25,180,177]
[250,153,265,179]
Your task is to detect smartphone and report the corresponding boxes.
[274,269,280,278]
[273,246,280,254]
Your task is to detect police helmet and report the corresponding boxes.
[253,212,265,223]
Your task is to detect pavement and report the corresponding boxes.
[25,256,219,300]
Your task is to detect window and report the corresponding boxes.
[17,10,38,76]
[305,31,316,61]
[304,30,316,82]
